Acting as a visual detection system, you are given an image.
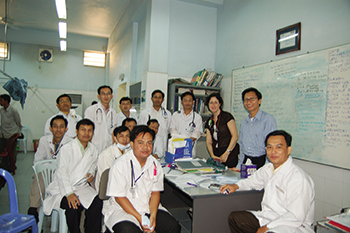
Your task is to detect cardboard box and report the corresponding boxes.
[241,164,257,178]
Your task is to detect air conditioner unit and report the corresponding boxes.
[68,93,83,117]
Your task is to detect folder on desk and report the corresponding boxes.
[176,160,215,173]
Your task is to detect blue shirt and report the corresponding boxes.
[237,109,277,169]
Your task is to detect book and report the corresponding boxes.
[196,70,208,86]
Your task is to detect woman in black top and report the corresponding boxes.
[205,93,240,168]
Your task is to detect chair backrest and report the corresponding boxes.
[32,159,57,201]
[0,168,19,213]
[0,133,20,157]
[21,126,29,139]
[98,168,110,200]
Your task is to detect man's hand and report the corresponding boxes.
[86,173,94,183]
[229,167,240,172]
[220,151,229,163]
[67,193,80,209]
[220,184,239,194]
[142,214,156,233]
[152,154,159,159]
[257,225,269,233]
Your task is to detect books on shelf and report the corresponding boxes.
[191,69,224,87]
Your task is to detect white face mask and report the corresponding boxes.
[116,142,130,151]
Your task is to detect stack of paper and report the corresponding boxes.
[326,212,350,232]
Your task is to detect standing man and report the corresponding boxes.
[147,119,164,159]
[221,130,315,233]
[28,115,72,222]
[138,90,171,151]
[84,85,118,153]
[116,97,138,126]
[44,94,82,139]
[236,87,277,170]
[43,119,102,233]
[170,92,203,157]
[102,125,181,233]
[0,94,21,170]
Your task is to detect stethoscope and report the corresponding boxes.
[130,160,157,198]
[96,107,114,128]
[50,139,64,159]
[188,111,196,128]
[148,107,168,121]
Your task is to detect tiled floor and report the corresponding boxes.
[0,152,192,232]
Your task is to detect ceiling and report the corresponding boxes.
[0,0,132,38]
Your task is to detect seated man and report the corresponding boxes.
[43,119,102,233]
[122,117,137,131]
[95,125,130,191]
[147,119,164,159]
[28,115,72,222]
[220,130,315,233]
[103,125,181,233]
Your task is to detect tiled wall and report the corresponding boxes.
[294,159,350,221]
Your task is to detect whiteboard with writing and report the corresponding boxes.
[232,44,350,169]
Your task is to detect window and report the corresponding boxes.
[0,42,9,59]
[83,51,106,67]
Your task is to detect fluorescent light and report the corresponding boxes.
[0,42,8,58]
[60,40,67,51]
[58,21,67,39]
[278,33,298,42]
[55,0,66,19]
[83,51,106,67]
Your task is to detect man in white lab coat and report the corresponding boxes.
[220,130,315,233]
[147,119,164,159]
[170,92,203,158]
[43,119,102,233]
[102,125,181,233]
[28,115,72,222]
[116,97,138,126]
[95,125,130,192]
[84,85,118,153]
[138,90,171,151]
[44,94,82,139]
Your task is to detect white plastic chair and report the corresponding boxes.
[17,126,29,154]
[32,159,68,233]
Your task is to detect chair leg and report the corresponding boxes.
[51,209,59,232]
[24,139,27,154]
[31,221,38,233]
[38,206,44,233]
[59,208,68,233]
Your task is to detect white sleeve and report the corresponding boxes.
[56,145,74,196]
[191,113,203,139]
[153,136,165,158]
[138,110,148,125]
[44,117,52,136]
[33,137,50,164]
[84,107,94,121]
[106,160,128,197]
[170,113,178,135]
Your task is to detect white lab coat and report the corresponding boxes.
[33,135,72,163]
[84,102,118,153]
[102,150,166,231]
[138,106,171,150]
[116,111,138,127]
[236,157,315,233]
[153,134,164,158]
[44,111,82,139]
[95,144,123,192]
[170,110,203,157]
[43,139,99,215]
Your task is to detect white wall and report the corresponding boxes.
[215,0,350,221]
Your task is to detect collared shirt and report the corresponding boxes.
[77,139,90,156]
[237,109,277,169]
[33,135,72,163]
[116,111,138,127]
[0,105,21,138]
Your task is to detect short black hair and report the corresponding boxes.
[265,130,292,147]
[147,119,159,126]
[242,87,262,101]
[97,85,113,95]
[180,91,195,101]
[56,94,72,105]
[91,101,98,105]
[50,115,68,128]
[122,118,137,126]
[130,125,155,142]
[76,119,95,131]
[113,125,130,137]
[0,94,11,104]
[151,89,165,99]
[119,97,132,104]
[206,92,223,110]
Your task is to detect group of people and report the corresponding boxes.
[0,83,315,233]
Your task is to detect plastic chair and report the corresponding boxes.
[98,168,110,200]
[0,133,20,174]
[32,159,68,233]
[17,126,29,154]
[0,168,38,233]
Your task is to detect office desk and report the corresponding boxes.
[161,170,263,233]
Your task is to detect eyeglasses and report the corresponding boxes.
[100,92,112,96]
[244,97,257,103]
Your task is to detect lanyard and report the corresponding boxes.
[130,160,144,189]
[51,138,64,159]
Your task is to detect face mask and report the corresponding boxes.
[116,142,130,151]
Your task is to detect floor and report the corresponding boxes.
[0,152,192,233]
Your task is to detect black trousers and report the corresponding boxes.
[60,195,102,233]
[111,210,181,233]
[243,154,266,169]
[228,211,260,233]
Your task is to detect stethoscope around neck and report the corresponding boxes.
[96,107,113,128]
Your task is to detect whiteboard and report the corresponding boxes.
[232,44,350,170]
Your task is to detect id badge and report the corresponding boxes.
[187,125,194,134]
[130,187,137,198]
